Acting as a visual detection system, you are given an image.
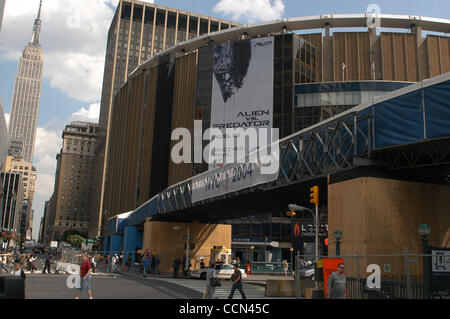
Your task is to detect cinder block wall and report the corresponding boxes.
[143,220,232,273]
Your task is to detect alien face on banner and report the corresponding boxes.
[213,40,252,103]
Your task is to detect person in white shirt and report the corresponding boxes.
[205,262,219,299]
[0,254,9,273]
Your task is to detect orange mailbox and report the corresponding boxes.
[323,258,345,297]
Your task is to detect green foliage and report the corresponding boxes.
[63,230,87,242]
[67,235,85,248]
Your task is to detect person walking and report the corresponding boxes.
[90,255,96,273]
[43,253,52,274]
[283,260,289,278]
[112,254,119,273]
[327,263,346,299]
[154,255,160,274]
[205,263,219,299]
[173,257,182,278]
[104,255,110,273]
[228,264,246,299]
[75,253,93,299]
[143,255,150,278]
[0,254,9,273]
[125,254,132,273]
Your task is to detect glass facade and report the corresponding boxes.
[293,81,413,131]
[294,37,316,84]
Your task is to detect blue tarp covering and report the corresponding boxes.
[374,90,424,149]
[127,198,159,227]
[424,80,450,140]
[374,78,450,149]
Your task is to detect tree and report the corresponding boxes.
[67,235,85,248]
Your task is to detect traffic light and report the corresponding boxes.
[286,211,296,217]
[309,186,319,207]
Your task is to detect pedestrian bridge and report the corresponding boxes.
[108,72,450,230]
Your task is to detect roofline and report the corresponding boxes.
[130,13,450,78]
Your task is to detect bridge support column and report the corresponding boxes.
[143,220,232,273]
[328,177,450,277]
[123,226,140,264]
[110,235,123,257]
[104,236,111,256]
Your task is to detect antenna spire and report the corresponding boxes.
[30,0,42,45]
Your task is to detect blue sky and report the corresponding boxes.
[0,0,448,240]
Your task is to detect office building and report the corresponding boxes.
[101,15,450,260]
[47,122,101,241]
[8,0,43,163]
[0,172,24,233]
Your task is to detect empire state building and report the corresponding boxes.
[8,0,43,163]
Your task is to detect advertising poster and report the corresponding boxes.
[209,36,274,166]
[191,36,278,203]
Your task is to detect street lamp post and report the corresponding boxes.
[418,224,431,299]
[333,230,342,256]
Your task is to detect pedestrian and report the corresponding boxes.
[91,255,96,273]
[12,261,26,280]
[43,253,51,274]
[205,262,219,299]
[327,263,346,299]
[28,253,37,273]
[150,254,156,274]
[112,254,119,272]
[0,254,9,273]
[104,255,110,273]
[126,254,132,273]
[154,255,160,274]
[173,257,182,278]
[75,253,93,299]
[143,255,150,278]
[283,260,289,277]
[228,263,246,299]
[200,258,205,269]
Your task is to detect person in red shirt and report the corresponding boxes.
[75,253,93,299]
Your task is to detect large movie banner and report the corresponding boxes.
[191,36,277,203]
[209,36,274,165]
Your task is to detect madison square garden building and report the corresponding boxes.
[102,15,450,263]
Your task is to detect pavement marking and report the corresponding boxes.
[149,277,282,299]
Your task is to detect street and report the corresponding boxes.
[21,269,275,299]
[25,273,202,299]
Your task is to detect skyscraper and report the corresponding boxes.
[0,0,5,32]
[8,0,43,163]
[94,0,239,236]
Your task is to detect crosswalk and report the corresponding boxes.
[151,277,275,299]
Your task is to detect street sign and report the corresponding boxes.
[183,236,193,240]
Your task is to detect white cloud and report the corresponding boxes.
[213,0,285,23]
[68,102,100,122]
[1,0,117,102]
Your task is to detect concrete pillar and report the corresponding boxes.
[123,226,138,264]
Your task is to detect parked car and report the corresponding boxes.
[191,264,247,280]
[299,263,315,280]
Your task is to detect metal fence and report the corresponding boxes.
[295,251,450,299]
